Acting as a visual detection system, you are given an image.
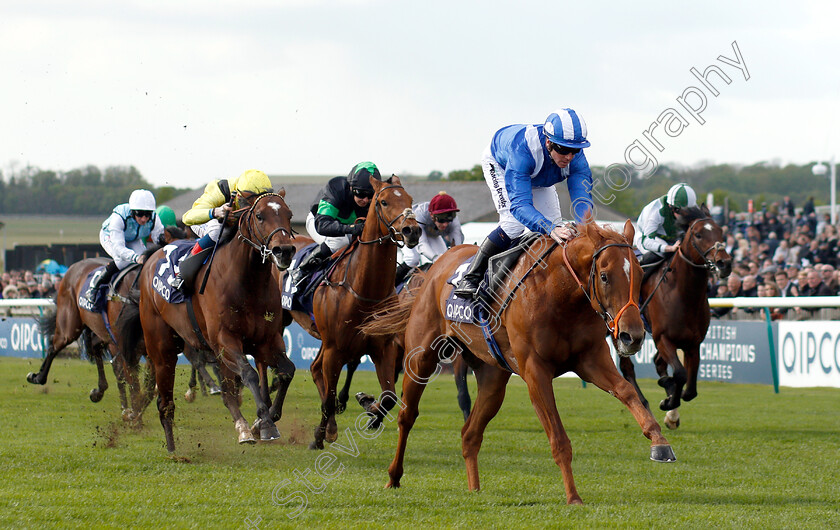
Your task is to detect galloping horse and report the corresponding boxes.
[619,205,731,429]
[289,176,420,450]
[118,191,297,452]
[30,256,157,419]
[364,220,675,505]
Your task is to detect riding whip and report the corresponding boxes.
[199,192,237,295]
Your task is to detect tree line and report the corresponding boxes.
[437,161,838,217]
[0,164,191,216]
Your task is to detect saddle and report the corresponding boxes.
[638,252,672,284]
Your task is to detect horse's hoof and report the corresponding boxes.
[209,386,222,395]
[682,390,697,402]
[308,440,324,450]
[385,480,400,489]
[355,392,376,410]
[664,410,680,430]
[659,397,678,411]
[184,389,196,403]
[26,372,43,385]
[89,389,104,403]
[367,416,383,430]
[325,428,338,444]
[238,431,257,445]
[260,423,282,442]
[650,444,676,463]
[336,400,347,415]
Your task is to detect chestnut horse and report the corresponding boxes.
[364,220,675,505]
[118,191,297,452]
[619,205,731,429]
[288,176,421,450]
[31,256,157,419]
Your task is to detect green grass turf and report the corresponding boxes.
[1,356,838,529]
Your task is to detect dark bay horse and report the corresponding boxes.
[619,205,731,429]
[364,220,675,505]
[289,176,420,450]
[30,256,155,420]
[118,191,297,452]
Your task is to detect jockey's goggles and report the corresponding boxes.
[352,187,374,199]
[433,212,457,223]
[550,143,581,156]
[133,210,153,219]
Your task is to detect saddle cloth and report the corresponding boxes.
[281,243,330,315]
[78,266,109,313]
[151,240,195,304]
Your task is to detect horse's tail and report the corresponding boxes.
[38,306,57,342]
[360,272,426,337]
[116,301,144,367]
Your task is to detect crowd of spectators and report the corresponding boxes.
[0,269,60,300]
[710,196,840,320]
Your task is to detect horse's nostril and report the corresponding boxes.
[619,331,633,346]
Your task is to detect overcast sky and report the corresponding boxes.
[3,0,839,189]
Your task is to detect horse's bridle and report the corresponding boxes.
[235,192,295,264]
[358,184,416,247]
[676,217,728,275]
[563,241,640,338]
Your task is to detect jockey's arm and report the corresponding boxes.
[507,170,553,235]
[149,217,165,246]
[565,153,595,223]
[182,180,226,226]
[638,211,671,254]
[313,200,358,237]
[103,214,142,264]
[449,217,465,246]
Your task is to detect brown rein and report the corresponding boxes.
[562,241,639,339]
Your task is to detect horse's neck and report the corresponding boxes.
[347,223,398,292]
[672,248,710,298]
[223,234,272,283]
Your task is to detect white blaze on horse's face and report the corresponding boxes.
[267,201,281,213]
[623,257,631,282]
[703,222,714,232]
[393,190,402,197]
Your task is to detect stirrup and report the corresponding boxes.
[453,279,480,299]
[84,287,97,303]
[169,274,185,290]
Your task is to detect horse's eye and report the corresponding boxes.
[600,271,608,283]
[256,213,263,221]
[380,200,388,207]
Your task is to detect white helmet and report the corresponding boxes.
[128,189,156,212]
[666,183,697,209]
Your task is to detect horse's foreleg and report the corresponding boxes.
[185,367,198,402]
[680,345,700,403]
[197,361,221,395]
[151,352,178,453]
[461,362,511,493]
[268,354,295,423]
[109,351,130,418]
[577,351,676,465]
[453,355,472,422]
[653,338,685,411]
[309,346,341,450]
[362,342,402,429]
[222,345,281,443]
[386,331,444,488]
[519,362,581,505]
[217,359,255,445]
[618,356,649,411]
[336,358,359,415]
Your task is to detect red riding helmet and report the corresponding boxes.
[429,192,459,214]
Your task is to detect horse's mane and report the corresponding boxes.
[675,206,706,231]
[218,219,238,246]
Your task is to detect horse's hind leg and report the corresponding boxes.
[309,345,342,450]
[461,363,511,493]
[267,354,295,423]
[359,341,402,429]
[618,356,650,411]
[576,350,675,465]
[88,339,109,403]
[453,355,471,422]
[185,367,198,403]
[680,345,700,402]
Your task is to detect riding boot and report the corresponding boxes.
[453,237,505,299]
[85,261,119,303]
[291,242,331,285]
[170,236,214,291]
[394,262,413,287]
[170,247,213,293]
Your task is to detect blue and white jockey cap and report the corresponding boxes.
[543,108,590,148]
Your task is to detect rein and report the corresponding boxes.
[235,193,295,264]
[676,217,727,274]
[562,241,639,338]
[322,183,415,303]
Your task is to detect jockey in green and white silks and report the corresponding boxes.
[634,183,698,261]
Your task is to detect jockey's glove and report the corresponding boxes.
[348,221,365,237]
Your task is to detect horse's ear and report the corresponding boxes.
[700,203,710,217]
[277,187,286,199]
[623,218,635,244]
[371,176,385,191]
[582,219,599,241]
[388,174,401,186]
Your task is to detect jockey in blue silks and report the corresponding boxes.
[454,108,594,298]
